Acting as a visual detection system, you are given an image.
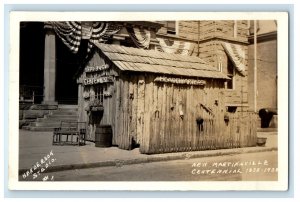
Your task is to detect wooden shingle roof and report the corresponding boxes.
[94,42,228,79]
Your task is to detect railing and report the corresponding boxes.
[19,85,44,104]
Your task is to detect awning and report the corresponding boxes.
[222,42,246,76]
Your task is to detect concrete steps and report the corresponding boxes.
[37,116,78,122]
[22,105,79,131]
[22,126,58,131]
[58,105,78,109]
[49,110,77,114]
[29,121,62,127]
[22,126,78,131]
[44,114,78,119]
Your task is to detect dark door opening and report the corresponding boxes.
[56,38,88,104]
[19,22,45,104]
[20,22,89,105]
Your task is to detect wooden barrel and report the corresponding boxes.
[95,125,112,147]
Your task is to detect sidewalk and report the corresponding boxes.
[18,129,277,175]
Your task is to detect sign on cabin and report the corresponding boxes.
[83,76,114,86]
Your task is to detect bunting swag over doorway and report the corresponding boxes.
[48,21,122,54]
[222,42,246,76]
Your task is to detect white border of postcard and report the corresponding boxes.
[8,12,288,191]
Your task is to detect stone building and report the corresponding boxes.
[248,20,277,112]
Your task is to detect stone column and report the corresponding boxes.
[43,24,57,105]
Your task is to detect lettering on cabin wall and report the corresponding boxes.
[154,76,206,86]
[85,64,110,73]
[83,76,114,86]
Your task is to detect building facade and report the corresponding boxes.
[248,20,277,112]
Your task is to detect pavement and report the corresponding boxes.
[18,129,278,175]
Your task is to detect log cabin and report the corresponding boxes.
[77,42,257,154]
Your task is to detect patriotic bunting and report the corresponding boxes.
[127,27,151,49]
[49,22,195,57]
[49,21,122,54]
[87,22,122,53]
[49,21,82,53]
[156,37,194,55]
[222,42,246,76]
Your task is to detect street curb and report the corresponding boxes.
[19,146,277,176]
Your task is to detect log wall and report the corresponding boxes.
[107,72,256,154]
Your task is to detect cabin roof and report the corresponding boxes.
[93,42,229,79]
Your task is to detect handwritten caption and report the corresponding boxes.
[191,160,278,175]
[22,150,56,181]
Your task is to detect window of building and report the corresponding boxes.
[227,106,237,113]
[94,85,106,103]
[160,21,177,35]
[226,59,235,90]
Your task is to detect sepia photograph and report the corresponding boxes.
[8,12,288,190]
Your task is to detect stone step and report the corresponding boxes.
[36,117,78,122]
[56,107,78,111]
[22,104,80,131]
[22,126,56,131]
[30,119,78,126]
[58,105,78,109]
[44,114,78,119]
[22,126,79,131]
[29,122,62,127]
[29,104,58,110]
[51,111,78,115]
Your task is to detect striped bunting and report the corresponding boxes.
[222,42,246,76]
[49,21,122,54]
[156,37,194,56]
[87,22,122,53]
[49,21,82,53]
[127,27,151,49]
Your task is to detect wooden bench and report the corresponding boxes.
[53,121,86,146]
